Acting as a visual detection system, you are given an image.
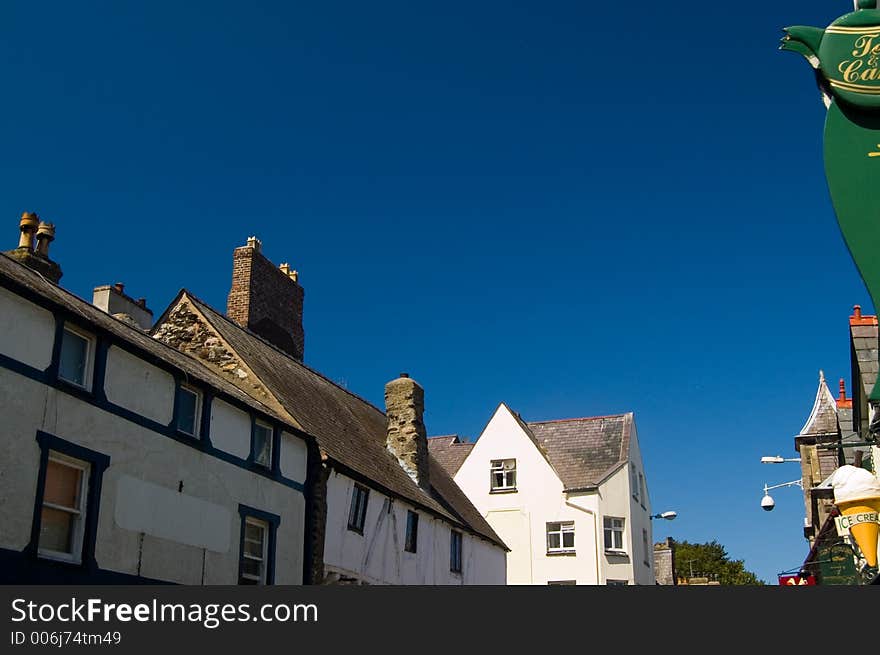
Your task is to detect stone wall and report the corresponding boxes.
[653,538,676,585]
[384,374,430,490]
[152,299,274,405]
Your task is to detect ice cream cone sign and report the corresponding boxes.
[829,465,880,569]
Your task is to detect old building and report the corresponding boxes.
[151,236,508,584]
[0,214,311,584]
[0,214,507,585]
[430,403,654,585]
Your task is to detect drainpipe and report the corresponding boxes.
[565,499,602,584]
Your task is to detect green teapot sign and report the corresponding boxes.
[783,2,880,403]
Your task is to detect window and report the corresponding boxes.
[630,463,639,502]
[643,528,650,566]
[450,530,463,573]
[546,521,575,554]
[490,459,517,492]
[58,325,94,390]
[405,510,419,553]
[239,517,268,584]
[38,455,88,562]
[548,580,576,586]
[252,420,273,468]
[639,472,646,508]
[176,385,201,438]
[348,484,369,534]
[607,579,628,586]
[604,517,625,553]
[237,505,280,585]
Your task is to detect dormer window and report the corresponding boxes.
[490,459,517,492]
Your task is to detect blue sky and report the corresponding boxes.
[0,1,869,584]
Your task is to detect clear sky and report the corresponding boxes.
[0,1,869,584]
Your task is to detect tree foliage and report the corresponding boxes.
[672,540,764,585]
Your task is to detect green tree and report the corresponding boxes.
[672,540,764,585]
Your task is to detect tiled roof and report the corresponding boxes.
[427,435,474,476]
[0,253,292,427]
[850,306,878,400]
[526,413,632,491]
[177,293,506,549]
[798,371,840,437]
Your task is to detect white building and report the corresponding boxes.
[0,217,309,584]
[430,403,655,585]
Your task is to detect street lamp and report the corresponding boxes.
[760,479,803,511]
[761,455,801,464]
[650,511,677,520]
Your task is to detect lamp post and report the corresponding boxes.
[650,511,677,520]
[761,455,801,464]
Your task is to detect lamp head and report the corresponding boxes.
[761,456,784,464]
[761,494,775,511]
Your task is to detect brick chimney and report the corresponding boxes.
[384,373,430,490]
[93,282,153,330]
[5,212,62,283]
[226,236,305,360]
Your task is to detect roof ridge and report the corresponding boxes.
[182,290,388,418]
[527,413,629,425]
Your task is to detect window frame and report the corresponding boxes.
[347,483,370,534]
[450,529,463,574]
[38,454,89,563]
[251,419,274,469]
[489,458,517,493]
[28,431,110,571]
[603,516,626,554]
[546,521,576,555]
[404,510,419,553]
[630,463,639,502]
[175,384,202,438]
[607,579,629,586]
[237,505,280,586]
[57,324,95,391]
[548,580,577,586]
[639,472,646,509]
[239,517,269,585]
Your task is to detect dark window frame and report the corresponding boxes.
[237,504,280,585]
[450,530,463,573]
[348,483,369,534]
[404,510,419,553]
[27,431,110,571]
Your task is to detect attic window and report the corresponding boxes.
[490,459,517,493]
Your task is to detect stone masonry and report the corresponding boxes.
[384,374,430,490]
[152,299,274,404]
[226,237,304,361]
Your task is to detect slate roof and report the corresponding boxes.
[427,435,474,476]
[0,253,292,428]
[525,412,633,491]
[798,371,840,438]
[850,307,878,400]
[173,292,507,550]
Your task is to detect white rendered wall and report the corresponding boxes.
[0,368,306,583]
[453,404,601,585]
[210,399,252,459]
[105,346,175,425]
[323,470,506,585]
[0,286,55,370]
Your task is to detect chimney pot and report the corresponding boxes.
[34,221,55,256]
[114,283,125,294]
[246,236,262,252]
[18,212,39,251]
[854,305,862,319]
[400,372,409,378]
